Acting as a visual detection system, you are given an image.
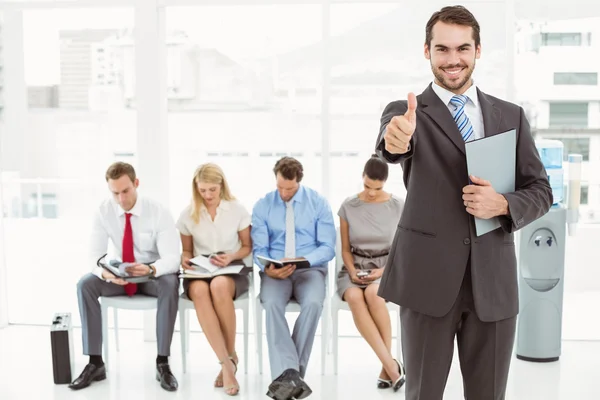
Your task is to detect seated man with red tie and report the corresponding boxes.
[69,162,180,392]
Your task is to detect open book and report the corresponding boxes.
[180,255,245,279]
[257,255,310,269]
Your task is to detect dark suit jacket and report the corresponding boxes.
[376,84,552,322]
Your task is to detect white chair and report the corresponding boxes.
[100,295,158,366]
[331,227,402,374]
[254,267,330,375]
[179,279,253,374]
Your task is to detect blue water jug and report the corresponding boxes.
[535,139,563,205]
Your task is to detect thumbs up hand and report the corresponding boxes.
[384,93,417,155]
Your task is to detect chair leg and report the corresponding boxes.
[243,303,249,375]
[333,307,339,375]
[327,296,333,355]
[114,308,120,353]
[321,301,328,375]
[327,320,333,355]
[255,300,263,375]
[101,304,109,366]
[185,310,190,353]
[180,304,187,374]
[396,308,402,362]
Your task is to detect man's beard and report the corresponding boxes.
[431,60,476,92]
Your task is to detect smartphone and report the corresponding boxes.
[357,270,371,278]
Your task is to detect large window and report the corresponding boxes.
[328,3,414,211]
[165,5,322,216]
[549,102,589,128]
[541,32,583,46]
[554,72,598,86]
[0,8,135,325]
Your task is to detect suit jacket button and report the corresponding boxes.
[463,238,471,245]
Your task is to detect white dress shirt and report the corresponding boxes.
[177,199,252,265]
[89,196,181,279]
[431,80,485,141]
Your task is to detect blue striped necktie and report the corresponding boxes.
[450,95,474,142]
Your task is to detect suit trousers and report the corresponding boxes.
[259,267,327,380]
[77,273,179,357]
[400,265,517,400]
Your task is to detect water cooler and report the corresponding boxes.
[515,140,581,362]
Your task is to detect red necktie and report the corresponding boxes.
[122,213,137,296]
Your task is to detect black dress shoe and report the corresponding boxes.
[68,363,106,390]
[267,369,312,400]
[156,363,178,392]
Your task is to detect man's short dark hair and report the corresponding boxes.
[425,5,481,49]
[105,162,136,182]
[273,157,304,183]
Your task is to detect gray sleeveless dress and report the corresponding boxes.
[336,194,404,298]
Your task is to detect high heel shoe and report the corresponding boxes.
[219,355,239,396]
[214,369,224,388]
[377,365,392,389]
[214,352,238,388]
[392,359,406,392]
[377,378,392,389]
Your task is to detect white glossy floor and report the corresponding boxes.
[0,325,599,400]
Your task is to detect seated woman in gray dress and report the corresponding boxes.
[337,155,406,391]
[177,163,252,396]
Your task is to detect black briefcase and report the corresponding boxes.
[50,313,74,384]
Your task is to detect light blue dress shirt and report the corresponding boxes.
[251,185,336,271]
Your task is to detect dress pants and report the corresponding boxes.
[400,267,517,400]
[77,273,179,357]
[260,267,327,380]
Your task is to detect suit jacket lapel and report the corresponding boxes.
[421,84,466,155]
[477,88,502,138]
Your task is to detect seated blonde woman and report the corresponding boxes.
[337,155,406,391]
[177,163,252,396]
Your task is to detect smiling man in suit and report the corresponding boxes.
[375,6,552,400]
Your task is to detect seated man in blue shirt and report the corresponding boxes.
[252,157,336,400]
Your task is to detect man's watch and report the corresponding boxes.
[149,265,157,277]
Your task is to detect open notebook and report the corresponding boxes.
[257,255,310,269]
[180,254,245,279]
[99,257,154,283]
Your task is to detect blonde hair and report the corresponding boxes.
[190,163,235,224]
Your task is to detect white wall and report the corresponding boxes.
[0,9,27,175]
[537,101,550,129]
[0,9,27,328]
[0,167,7,328]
